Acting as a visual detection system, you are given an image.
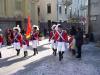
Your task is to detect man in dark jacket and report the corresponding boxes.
[70,26,77,36]
[75,27,83,59]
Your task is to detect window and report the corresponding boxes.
[37,7,40,16]
[78,0,79,3]
[78,10,79,17]
[47,4,51,14]
[59,6,62,14]
[48,20,51,29]
[65,8,67,14]
[0,0,3,15]
[15,1,22,10]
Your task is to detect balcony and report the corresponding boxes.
[62,0,72,6]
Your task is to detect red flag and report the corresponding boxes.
[26,16,32,39]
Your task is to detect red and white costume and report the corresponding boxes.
[55,30,68,51]
[22,38,29,51]
[31,31,39,48]
[13,33,22,49]
[49,31,57,49]
[0,34,3,48]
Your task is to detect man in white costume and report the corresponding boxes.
[31,26,39,56]
[55,24,68,61]
[13,28,22,56]
[49,24,57,56]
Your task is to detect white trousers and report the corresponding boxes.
[32,40,38,48]
[0,43,2,51]
[57,42,66,52]
[0,43,2,48]
[50,40,57,49]
[22,45,27,51]
[13,42,20,49]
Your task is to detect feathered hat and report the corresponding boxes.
[55,24,61,30]
[51,24,56,30]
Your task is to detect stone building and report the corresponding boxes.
[90,0,100,41]
[66,0,88,33]
[0,0,35,32]
[32,0,69,24]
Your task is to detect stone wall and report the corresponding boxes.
[92,15,100,41]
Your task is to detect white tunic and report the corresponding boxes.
[13,42,21,49]
[57,42,66,51]
[32,40,38,48]
[22,45,27,51]
[50,40,57,49]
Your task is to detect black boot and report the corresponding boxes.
[72,49,76,56]
[76,46,81,59]
[24,51,28,57]
[33,48,36,56]
[61,51,64,59]
[52,48,55,55]
[0,52,2,58]
[76,55,81,59]
[17,50,20,56]
[54,49,57,56]
[35,48,38,54]
[59,51,62,61]
[16,49,20,56]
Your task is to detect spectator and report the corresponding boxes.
[75,27,83,59]
[70,26,77,36]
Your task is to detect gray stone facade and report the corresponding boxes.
[90,0,100,41]
[91,15,100,41]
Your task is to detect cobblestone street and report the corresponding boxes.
[0,39,100,75]
[0,0,100,75]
